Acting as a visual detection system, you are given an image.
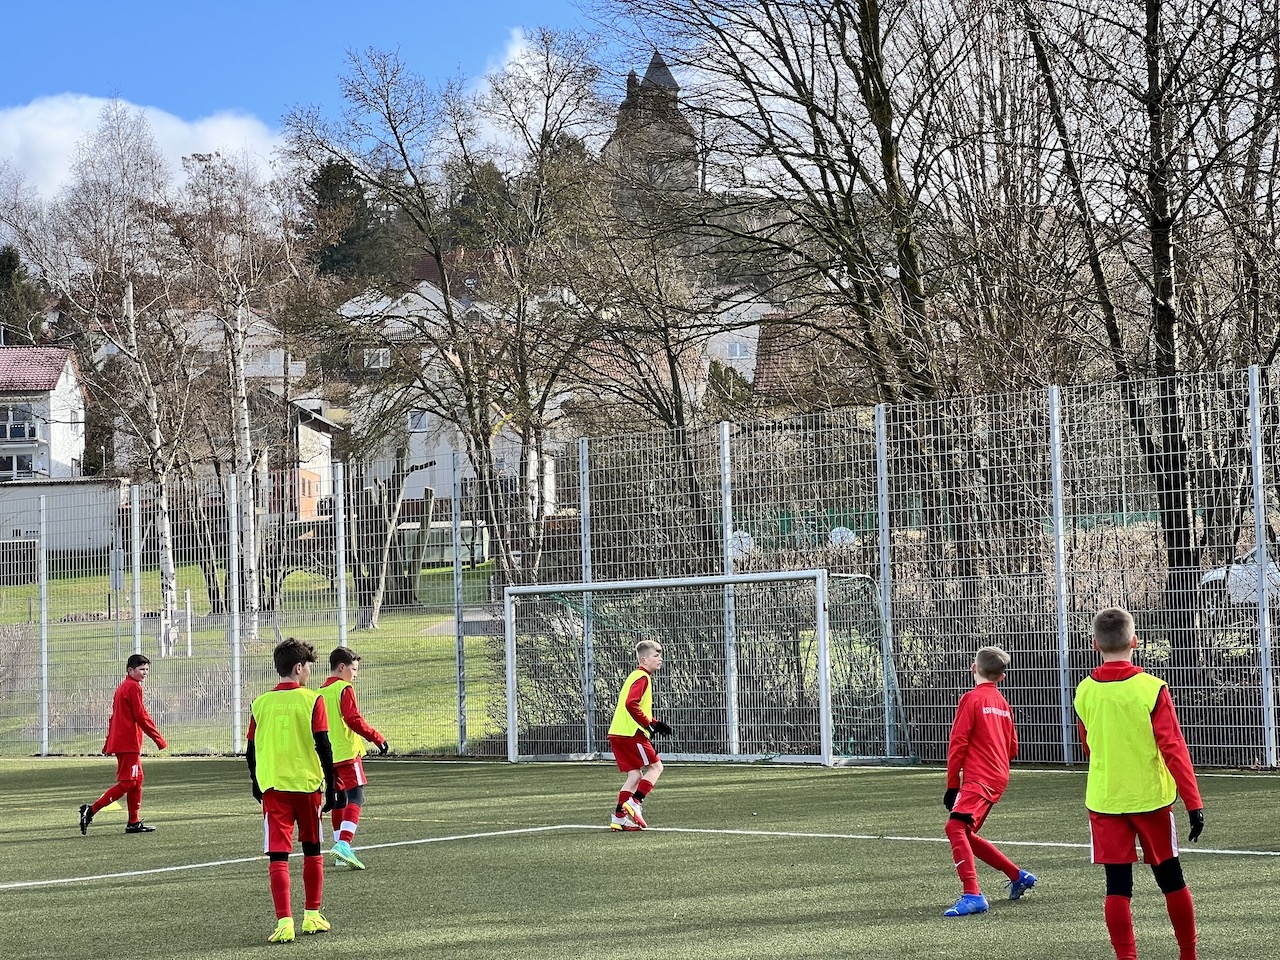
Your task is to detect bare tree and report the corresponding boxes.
[1017,0,1280,671]
[287,31,607,587]
[166,151,315,641]
[0,102,197,652]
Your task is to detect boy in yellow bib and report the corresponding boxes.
[1075,607,1204,960]
[319,647,388,869]
[246,637,343,944]
[607,639,671,830]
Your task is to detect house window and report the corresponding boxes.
[725,342,751,360]
[363,348,391,370]
[408,409,432,433]
[0,454,34,480]
[0,405,38,440]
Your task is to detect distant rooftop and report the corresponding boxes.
[0,347,74,393]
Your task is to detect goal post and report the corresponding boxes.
[503,569,912,765]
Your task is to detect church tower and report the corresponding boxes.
[603,50,699,196]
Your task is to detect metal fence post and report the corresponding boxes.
[452,451,467,754]
[874,405,898,755]
[815,568,833,765]
[1248,366,1278,766]
[719,421,739,756]
[38,495,48,756]
[228,479,242,752]
[505,586,518,762]
[579,437,595,754]
[130,484,142,655]
[1049,386,1074,764]
[333,462,348,648]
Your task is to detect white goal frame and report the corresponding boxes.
[504,569,836,765]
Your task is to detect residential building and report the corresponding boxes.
[0,346,86,481]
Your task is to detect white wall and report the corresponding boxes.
[46,360,86,478]
[0,478,124,551]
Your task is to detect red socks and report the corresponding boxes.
[335,802,362,843]
[303,855,324,911]
[967,831,1018,880]
[268,860,291,920]
[269,857,325,917]
[1164,886,1198,960]
[1104,895,1137,960]
[944,818,980,894]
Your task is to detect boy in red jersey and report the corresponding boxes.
[606,639,671,831]
[319,647,388,870]
[1075,607,1204,960]
[941,645,1036,917]
[246,637,343,944]
[79,653,167,835]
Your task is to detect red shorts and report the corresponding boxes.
[609,733,660,772]
[261,789,323,854]
[334,758,367,792]
[114,753,142,785]
[950,788,998,832]
[1089,806,1179,865]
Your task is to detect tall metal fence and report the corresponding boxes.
[558,367,1280,769]
[2,366,1278,768]
[0,457,507,759]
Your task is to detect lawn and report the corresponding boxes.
[2,758,1275,960]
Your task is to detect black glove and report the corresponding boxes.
[1188,808,1204,842]
[943,787,959,811]
[323,786,347,813]
[378,740,390,756]
[649,719,672,736]
[251,781,263,804]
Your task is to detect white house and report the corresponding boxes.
[339,280,558,511]
[0,347,86,481]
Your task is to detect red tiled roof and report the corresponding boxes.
[0,347,74,392]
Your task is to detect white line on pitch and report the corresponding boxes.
[555,824,1280,858]
[8,822,1276,892]
[0,825,569,891]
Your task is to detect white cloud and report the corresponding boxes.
[0,94,284,198]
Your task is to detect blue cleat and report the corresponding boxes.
[944,893,989,917]
[1007,870,1037,900]
[331,839,365,870]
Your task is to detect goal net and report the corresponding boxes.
[502,569,913,764]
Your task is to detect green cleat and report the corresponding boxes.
[301,910,330,935]
[267,918,295,943]
[331,839,365,870]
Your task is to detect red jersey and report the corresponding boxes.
[1076,661,1202,810]
[103,674,165,754]
[946,682,1017,800]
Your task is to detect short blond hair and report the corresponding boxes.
[635,639,662,659]
[974,646,1010,680]
[1093,607,1135,653]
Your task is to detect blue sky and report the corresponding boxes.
[0,0,590,195]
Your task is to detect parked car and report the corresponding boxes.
[1200,545,1280,605]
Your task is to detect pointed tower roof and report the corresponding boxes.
[643,49,679,92]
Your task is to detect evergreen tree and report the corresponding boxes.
[0,245,46,345]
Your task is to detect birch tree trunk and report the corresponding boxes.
[126,282,181,654]
[229,301,261,642]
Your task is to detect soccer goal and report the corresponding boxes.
[503,569,912,765]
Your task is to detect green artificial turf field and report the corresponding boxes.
[3,758,1276,960]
